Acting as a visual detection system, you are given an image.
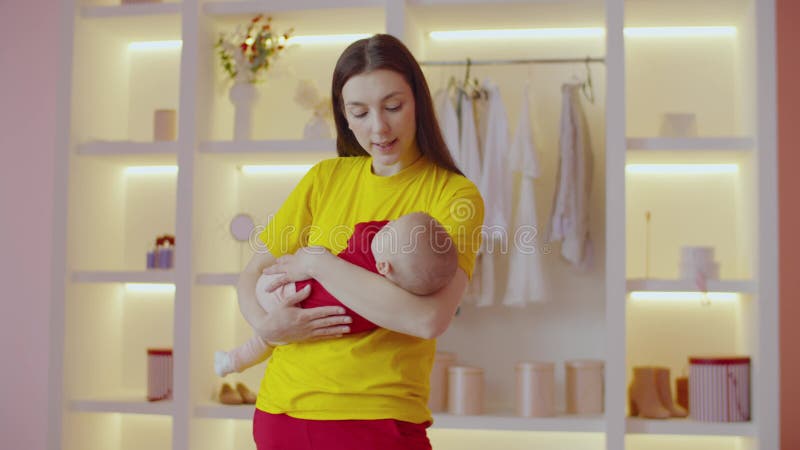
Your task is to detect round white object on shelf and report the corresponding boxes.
[230,214,255,242]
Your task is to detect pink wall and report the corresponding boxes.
[0,1,796,449]
[0,0,60,449]
[778,0,800,448]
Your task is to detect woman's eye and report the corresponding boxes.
[386,104,401,112]
[351,110,367,118]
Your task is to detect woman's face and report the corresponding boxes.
[341,69,419,176]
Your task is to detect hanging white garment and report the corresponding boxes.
[433,89,461,168]
[474,80,513,307]
[548,83,594,269]
[458,93,483,185]
[503,84,547,306]
[457,92,485,305]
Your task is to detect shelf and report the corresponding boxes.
[626,137,754,151]
[199,139,335,154]
[196,273,238,286]
[193,404,604,432]
[195,402,255,420]
[77,141,179,165]
[431,412,605,432]
[626,279,755,293]
[72,270,175,284]
[626,418,755,437]
[71,394,174,416]
[81,3,182,18]
[204,0,383,16]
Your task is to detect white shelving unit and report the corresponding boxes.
[49,0,779,450]
[72,396,175,416]
[626,418,756,437]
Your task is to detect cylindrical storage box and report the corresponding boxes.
[689,356,750,422]
[565,359,604,414]
[429,352,457,413]
[448,366,483,415]
[147,348,173,401]
[516,361,555,417]
[153,109,177,141]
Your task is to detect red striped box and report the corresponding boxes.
[689,356,750,422]
[147,348,173,401]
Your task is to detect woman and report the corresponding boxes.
[236,34,484,450]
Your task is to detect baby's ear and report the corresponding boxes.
[376,260,392,276]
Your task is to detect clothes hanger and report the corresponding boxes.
[580,56,596,104]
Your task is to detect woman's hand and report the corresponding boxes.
[262,246,334,292]
[252,284,352,344]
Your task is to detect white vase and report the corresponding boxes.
[229,82,259,141]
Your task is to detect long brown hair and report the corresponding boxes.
[331,34,463,176]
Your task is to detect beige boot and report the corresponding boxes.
[219,383,243,405]
[236,382,257,404]
[628,367,670,419]
[654,367,688,418]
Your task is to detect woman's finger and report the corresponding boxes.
[309,315,352,329]
[301,305,347,320]
[311,325,350,337]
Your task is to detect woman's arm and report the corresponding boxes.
[238,251,353,344]
[264,248,467,339]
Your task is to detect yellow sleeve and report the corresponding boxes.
[257,163,321,258]
[431,181,484,280]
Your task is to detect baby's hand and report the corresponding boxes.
[262,246,332,291]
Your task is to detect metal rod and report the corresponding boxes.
[420,57,606,66]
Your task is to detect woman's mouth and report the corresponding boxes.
[373,139,397,153]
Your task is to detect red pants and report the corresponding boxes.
[253,409,432,450]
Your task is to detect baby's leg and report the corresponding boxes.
[214,335,273,377]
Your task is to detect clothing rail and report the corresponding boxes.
[419,57,606,66]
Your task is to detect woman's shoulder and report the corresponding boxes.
[426,162,480,195]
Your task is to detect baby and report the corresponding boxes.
[215,212,458,377]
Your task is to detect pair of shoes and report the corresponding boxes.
[219,382,257,405]
[628,367,688,419]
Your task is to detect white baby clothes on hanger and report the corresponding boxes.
[548,83,594,269]
[457,92,485,305]
[475,80,513,307]
[503,84,547,306]
[458,92,483,186]
[433,89,461,168]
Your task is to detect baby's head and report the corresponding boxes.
[370,212,458,295]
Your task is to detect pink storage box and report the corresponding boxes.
[689,356,750,422]
[147,348,173,401]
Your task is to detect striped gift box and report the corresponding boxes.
[147,348,173,402]
[689,356,750,422]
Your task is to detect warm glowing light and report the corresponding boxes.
[625,164,739,175]
[240,165,313,175]
[429,26,737,41]
[624,26,737,38]
[128,40,182,51]
[291,34,372,45]
[429,28,605,40]
[125,166,179,175]
[125,283,176,294]
[629,291,740,302]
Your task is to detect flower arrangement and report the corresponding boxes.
[294,79,334,139]
[215,14,293,84]
[294,79,333,121]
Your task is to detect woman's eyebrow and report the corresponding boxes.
[345,91,404,106]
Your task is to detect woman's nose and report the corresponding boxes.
[371,111,390,134]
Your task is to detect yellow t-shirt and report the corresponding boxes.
[256,155,484,423]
